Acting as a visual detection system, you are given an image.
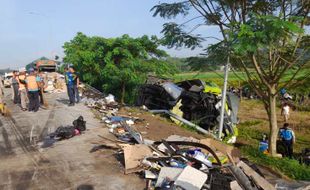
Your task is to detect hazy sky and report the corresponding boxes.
[0,0,222,69]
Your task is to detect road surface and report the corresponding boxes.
[0,88,145,190]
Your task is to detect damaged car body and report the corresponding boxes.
[137,76,240,141]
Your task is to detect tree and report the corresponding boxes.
[151,0,309,156]
[186,56,222,71]
[63,33,177,104]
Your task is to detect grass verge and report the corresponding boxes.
[237,119,310,180]
[241,145,310,180]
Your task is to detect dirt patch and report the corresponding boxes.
[118,108,205,141]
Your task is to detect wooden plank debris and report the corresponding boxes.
[237,161,276,190]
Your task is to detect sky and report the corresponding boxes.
[0,0,221,69]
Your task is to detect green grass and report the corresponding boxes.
[237,116,310,180]
[237,120,265,143]
[241,146,310,180]
[173,71,246,86]
[173,70,308,90]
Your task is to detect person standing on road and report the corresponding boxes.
[0,76,5,114]
[70,66,80,103]
[12,70,20,104]
[64,67,69,93]
[66,66,76,106]
[281,103,290,122]
[18,68,28,111]
[279,123,295,158]
[37,70,46,106]
[25,68,41,112]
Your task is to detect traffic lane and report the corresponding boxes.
[0,90,73,189]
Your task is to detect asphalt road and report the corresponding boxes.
[0,88,145,190]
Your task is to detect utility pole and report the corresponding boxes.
[218,56,230,139]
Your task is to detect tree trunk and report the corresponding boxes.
[267,90,278,156]
[120,82,125,105]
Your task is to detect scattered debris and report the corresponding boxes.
[237,161,276,190]
[155,167,183,187]
[41,72,67,93]
[150,109,216,138]
[91,130,277,190]
[123,144,153,174]
[80,80,282,190]
[174,165,208,190]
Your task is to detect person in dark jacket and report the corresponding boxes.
[279,123,295,158]
[66,66,77,106]
[70,67,80,103]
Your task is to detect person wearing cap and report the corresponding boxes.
[25,68,41,112]
[18,68,28,111]
[279,123,295,158]
[12,70,20,104]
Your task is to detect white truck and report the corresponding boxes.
[4,72,13,88]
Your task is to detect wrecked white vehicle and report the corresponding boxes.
[137,76,239,141]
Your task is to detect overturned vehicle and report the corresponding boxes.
[136,76,239,142]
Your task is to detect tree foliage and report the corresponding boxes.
[186,56,220,71]
[151,0,310,156]
[63,32,177,103]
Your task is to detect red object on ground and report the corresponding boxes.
[75,129,80,135]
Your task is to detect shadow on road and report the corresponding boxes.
[56,98,70,105]
[77,184,94,190]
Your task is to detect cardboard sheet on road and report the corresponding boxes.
[123,144,153,174]
[174,166,208,190]
[155,167,183,187]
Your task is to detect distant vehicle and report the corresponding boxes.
[36,60,57,72]
[4,72,13,88]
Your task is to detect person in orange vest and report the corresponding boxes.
[18,68,28,111]
[25,68,41,112]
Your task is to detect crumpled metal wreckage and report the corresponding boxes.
[136,77,240,142]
